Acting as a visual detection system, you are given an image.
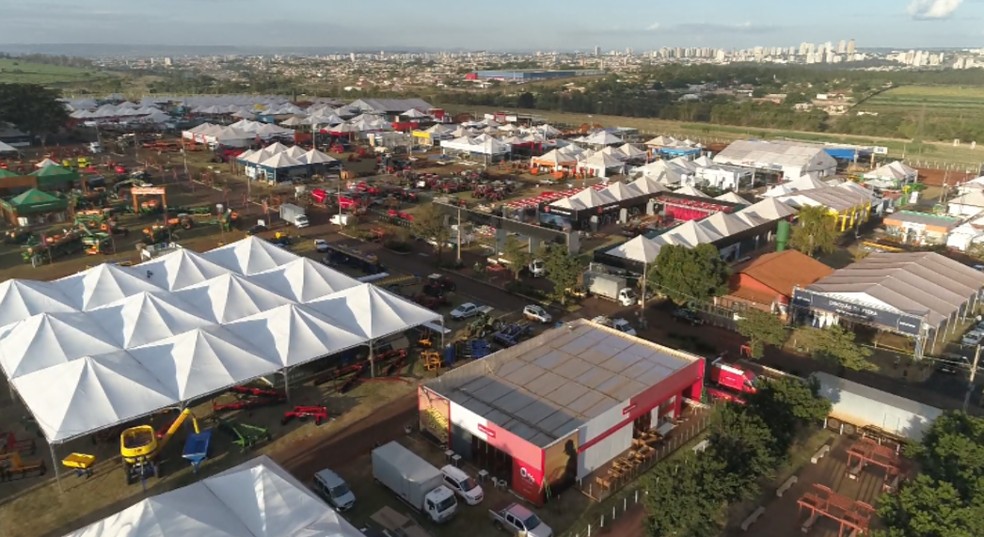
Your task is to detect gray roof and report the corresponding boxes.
[812,372,942,440]
[348,98,433,114]
[424,320,701,447]
[714,140,836,170]
[806,252,984,327]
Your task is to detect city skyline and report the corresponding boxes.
[0,0,980,52]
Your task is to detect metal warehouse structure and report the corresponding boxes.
[418,320,704,504]
[713,140,837,180]
[793,252,984,359]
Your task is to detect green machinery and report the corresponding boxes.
[217,420,272,453]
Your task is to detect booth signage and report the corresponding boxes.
[792,289,923,336]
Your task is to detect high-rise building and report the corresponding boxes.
[594,45,601,57]
[846,39,856,55]
[837,40,847,54]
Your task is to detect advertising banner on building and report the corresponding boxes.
[792,288,924,336]
[417,387,450,445]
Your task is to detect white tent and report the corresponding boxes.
[737,197,798,227]
[130,327,279,401]
[203,235,299,275]
[629,176,670,195]
[584,130,623,146]
[282,145,307,160]
[249,258,361,303]
[263,141,290,154]
[307,284,441,340]
[618,143,647,159]
[569,186,617,209]
[402,108,429,118]
[812,372,941,441]
[697,211,751,238]
[300,149,338,165]
[280,116,305,127]
[549,197,586,212]
[35,158,60,168]
[601,181,642,201]
[532,148,577,168]
[0,140,20,154]
[536,124,562,138]
[714,191,752,205]
[579,151,626,177]
[606,235,662,263]
[674,185,709,198]
[0,237,444,444]
[863,161,917,186]
[62,456,366,537]
[662,220,723,247]
[225,304,366,368]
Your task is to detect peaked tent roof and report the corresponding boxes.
[54,263,165,311]
[249,258,361,303]
[618,143,647,158]
[601,181,642,201]
[259,152,304,169]
[570,186,617,209]
[0,279,76,327]
[714,191,752,205]
[0,168,19,178]
[584,130,623,146]
[282,145,307,159]
[0,141,19,154]
[299,149,337,165]
[738,197,798,226]
[136,248,231,290]
[13,352,179,442]
[698,211,751,237]
[0,311,121,379]
[674,185,708,198]
[35,158,60,168]
[307,284,441,340]
[661,220,723,247]
[606,235,662,263]
[89,292,213,349]
[225,304,366,368]
[630,176,670,194]
[130,327,280,401]
[173,273,292,323]
[203,236,299,275]
[549,197,586,211]
[62,456,366,537]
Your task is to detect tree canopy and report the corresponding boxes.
[541,243,583,304]
[800,325,876,371]
[736,309,788,358]
[501,235,530,280]
[411,205,450,264]
[789,205,840,258]
[0,83,68,140]
[745,376,832,454]
[649,244,729,305]
[877,413,984,537]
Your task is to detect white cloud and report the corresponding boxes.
[646,22,661,30]
[908,0,963,19]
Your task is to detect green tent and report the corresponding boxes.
[0,188,68,215]
[0,169,19,179]
[29,165,78,189]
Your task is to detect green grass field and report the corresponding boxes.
[862,85,984,116]
[0,59,102,85]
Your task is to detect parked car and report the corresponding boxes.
[936,352,970,374]
[313,468,356,511]
[450,303,493,321]
[523,305,552,324]
[246,224,268,236]
[314,239,330,253]
[672,308,704,326]
[441,465,484,505]
[591,316,637,336]
[961,330,984,347]
[489,503,552,537]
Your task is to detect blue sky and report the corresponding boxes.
[0,0,980,50]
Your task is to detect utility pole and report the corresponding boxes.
[963,344,981,412]
[456,205,462,264]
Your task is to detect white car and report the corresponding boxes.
[961,330,984,347]
[591,316,637,336]
[523,305,552,324]
[313,468,356,511]
[314,239,330,253]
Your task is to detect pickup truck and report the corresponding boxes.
[489,503,553,537]
[450,302,493,321]
[591,316,637,336]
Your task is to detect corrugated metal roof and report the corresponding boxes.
[713,140,836,169]
[806,252,984,327]
[425,320,701,447]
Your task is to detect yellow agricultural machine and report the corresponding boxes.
[120,408,207,484]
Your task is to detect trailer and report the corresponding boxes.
[279,203,309,228]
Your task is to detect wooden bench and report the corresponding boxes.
[595,476,611,492]
[692,439,710,454]
[740,506,766,531]
[801,512,818,533]
[776,475,798,497]
[810,444,830,464]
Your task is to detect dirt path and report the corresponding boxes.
[272,393,417,478]
[605,504,646,537]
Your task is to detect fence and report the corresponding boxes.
[565,408,710,537]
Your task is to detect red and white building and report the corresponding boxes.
[418,319,704,504]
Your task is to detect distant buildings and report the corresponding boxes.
[467,70,603,82]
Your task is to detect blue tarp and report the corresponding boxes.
[658,147,701,157]
[824,148,870,160]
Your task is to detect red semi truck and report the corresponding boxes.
[705,357,758,404]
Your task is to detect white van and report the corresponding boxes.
[441,465,484,505]
[314,468,356,511]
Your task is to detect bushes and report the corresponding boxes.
[504,281,546,300]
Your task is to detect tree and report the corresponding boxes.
[707,405,777,498]
[745,376,831,454]
[800,325,876,371]
[501,235,530,281]
[789,205,839,258]
[516,91,536,108]
[541,243,583,305]
[0,83,68,143]
[411,205,450,265]
[736,309,788,358]
[907,412,984,499]
[648,244,729,305]
[643,455,732,537]
[878,475,982,537]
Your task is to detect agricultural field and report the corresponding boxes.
[864,85,984,111]
[0,59,110,87]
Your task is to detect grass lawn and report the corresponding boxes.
[0,59,106,86]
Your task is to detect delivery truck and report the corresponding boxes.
[279,203,309,228]
[583,271,637,306]
[371,441,458,523]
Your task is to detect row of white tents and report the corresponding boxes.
[0,236,441,444]
[237,142,339,180]
[606,197,800,264]
[182,120,296,146]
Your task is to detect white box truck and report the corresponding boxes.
[583,271,637,306]
[371,442,458,523]
[279,203,309,228]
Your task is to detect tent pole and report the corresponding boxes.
[51,443,63,493]
[369,340,375,378]
[283,368,291,403]
[440,318,446,350]
[640,261,648,329]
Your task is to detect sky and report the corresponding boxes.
[0,0,981,51]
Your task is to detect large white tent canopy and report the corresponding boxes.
[63,456,365,537]
[0,237,441,443]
